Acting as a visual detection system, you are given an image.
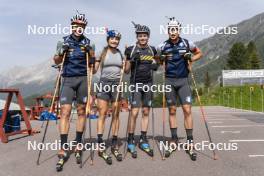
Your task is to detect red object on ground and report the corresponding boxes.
[30,92,59,120]
[0,89,32,143]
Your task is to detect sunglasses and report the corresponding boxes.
[71,24,85,29]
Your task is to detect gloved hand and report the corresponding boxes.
[84,44,95,57]
[84,44,92,53]
[151,63,159,71]
[56,41,69,56]
[184,52,192,62]
[89,57,95,65]
[62,43,69,52]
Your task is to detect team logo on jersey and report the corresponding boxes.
[186,96,191,103]
[148,100,152,107]
[179,42,184,47]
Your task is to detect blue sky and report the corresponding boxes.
[0,0,264,72]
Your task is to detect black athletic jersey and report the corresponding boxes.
[125,45,157,83]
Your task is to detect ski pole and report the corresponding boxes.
[189,69,218,160]
[80,52,94,167]
[151,69,155,160]
[56,65,62,125]
[88,64,94,165]
[161,61,166,160]
[40,67,61,128]
[123,100,131,159]
[107,56,127,149]
[37,52,66,165]
[123,52,138,159]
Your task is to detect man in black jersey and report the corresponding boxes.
[124,22,158,158]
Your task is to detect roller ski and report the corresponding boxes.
[98,150,112,165]
[56,151,69,172]
[111,146,123,161]
[127,142,137,158]
[164,139,178,158]
[74,149,82,165]
[185,141,197,161]
[139,139,153,157]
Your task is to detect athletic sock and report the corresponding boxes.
[97,134,103,144]
[170,128,178,140]
[186,129,193,143]
[75,131,83,144]
[128,133,134,144]
[112,135,118,146]
[60,134,68,150]
[140,131,147,141]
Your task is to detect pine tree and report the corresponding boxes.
[227,42,247,69]
[247,41,261,69]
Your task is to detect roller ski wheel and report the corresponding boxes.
[127,143,137,158]
[56,151,69,172]
[111,147,123,161]
[139,139,153,157]
[186,149,197,161]
[74,150,82,164]
[164,140,178,158]
[186,143,197,161]
[98,151,112,165]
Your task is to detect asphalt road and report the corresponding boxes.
[1,106,264,176]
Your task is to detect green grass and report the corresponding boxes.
[152,84,264,112]
[198,85,264,112]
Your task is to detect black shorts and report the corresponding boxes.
[60,76,88,105]
[130,83,152,108]
[165,77,192,106]
[96,78,121,102]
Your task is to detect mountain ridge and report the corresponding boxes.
[0,12,264,98]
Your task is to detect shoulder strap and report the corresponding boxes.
[63,35,71,43]
[181,38,190,50]
[159,40,169,54]
[148,45,154,56]
[99,46,109,70]
[116,48,124,61]
[130,45,137,59]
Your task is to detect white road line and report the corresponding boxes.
[228,108,264,114]
[212,125,264,128]
[229,139,264,142]
[249,155,264,157]
[208,122,223,124]
[207,119,246,121]
[221,131,240,134]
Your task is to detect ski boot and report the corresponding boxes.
[185,140,197,161]
[98,150,112,165]
[74,149,82,164]
[56,151,69,172]
[127,141,137,158]
[139,139,153,157]
[111,145,123,161]
[164,139,178,158]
